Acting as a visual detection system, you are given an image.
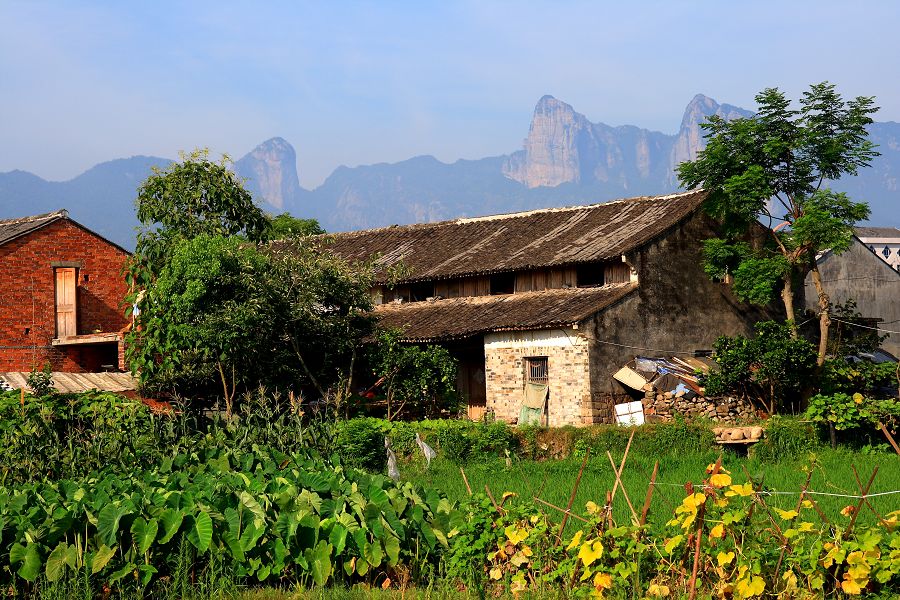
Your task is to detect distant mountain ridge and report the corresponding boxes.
[2,94,898,249]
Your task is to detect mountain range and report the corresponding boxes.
[2,94,898,249]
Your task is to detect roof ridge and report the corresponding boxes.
[324,189,705,238]
[0,209,68,226]
[375,282,636,310]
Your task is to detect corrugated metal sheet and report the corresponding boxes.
[293,190,706,284]
[374,283,637,341]
[0,372,137,394]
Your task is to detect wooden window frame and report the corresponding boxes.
[54,266,78,338]
[525,356,549,385]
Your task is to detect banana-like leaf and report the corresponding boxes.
[90,544,117,574]
[131,517,158,555]
[158,509,183,544]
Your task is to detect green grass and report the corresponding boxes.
[402,447,900,530]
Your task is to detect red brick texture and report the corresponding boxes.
[0,219,130,372]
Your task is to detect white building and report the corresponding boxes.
[856,226,900,271]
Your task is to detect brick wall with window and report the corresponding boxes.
[0,219,130,372]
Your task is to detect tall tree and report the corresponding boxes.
[677,83,879,365]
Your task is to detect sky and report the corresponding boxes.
[2,1,900,188]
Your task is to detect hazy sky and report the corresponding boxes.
[2,1,899,188]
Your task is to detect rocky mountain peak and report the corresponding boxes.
[234,137,302,211]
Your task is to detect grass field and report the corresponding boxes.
[402,447,900,530]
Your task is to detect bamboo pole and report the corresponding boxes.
[555,449,590,546]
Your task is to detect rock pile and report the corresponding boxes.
[642,388,757,424]
[713,426,764,444]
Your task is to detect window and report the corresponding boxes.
[409,282,435,302]
[490,272,515,295]
[525,357,548,385]
[54,267,77,337]
[884,246,892,259]
[576,263,604,287]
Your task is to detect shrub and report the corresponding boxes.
[752,415,821,462]
[26,363,54,397]
[335,417,388,472]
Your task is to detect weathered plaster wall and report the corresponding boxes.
[803,238,900,358]
[581,211,777,423]
[483,328,590,426]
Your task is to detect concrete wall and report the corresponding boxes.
[0,220,130,372]
[803,238,900,357]
[483,328,591,426]
[581,211,777,423]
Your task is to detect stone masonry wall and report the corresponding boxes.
[484,328,590,427]
[0,219,130,372]
[642,389,756,424]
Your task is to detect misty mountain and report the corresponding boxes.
[1,94,898,249]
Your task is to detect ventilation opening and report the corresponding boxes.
[490,272,515,295]
[409,282,435,302]
[576,263,604,287]
[525,357,549,385]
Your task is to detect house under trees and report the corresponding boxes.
[323,190,776,425]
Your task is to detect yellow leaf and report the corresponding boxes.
[801,499,813,509]
[578,540,604,567]
[489,567,502,580]
[735,575,765,598]
[775,508,799,520]
[520,545,533,557]
[505,525,528,545]
[709,523,725,539]
[593,572,612,590]
[841,505,856,517]
[710,473,732,488]
[501,491,517,501]
[566,530,583,551]
[664,535,683,555]
[715,497,729,508]
[841,575,863,595]
[647,583,671,597]
[853,392,864,404]
[798,521,814,532]
[510,551,529,567]
[586,500,601,515]
[510,572,527,593]
[726,483,755,497]
[716,551,735,567]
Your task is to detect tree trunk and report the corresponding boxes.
[807,257,831,366]
[781,271,798,338]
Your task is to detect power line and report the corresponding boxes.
[832,317,900,336]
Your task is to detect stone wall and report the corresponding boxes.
[483,328,590,426]
[641,389,757,424]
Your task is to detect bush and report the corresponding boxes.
[752,415,821,462]
[335,417,389,472]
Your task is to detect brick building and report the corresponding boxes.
[0,210,131,373]
[321,190,774,426]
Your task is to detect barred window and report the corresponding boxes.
[525,357,548,385]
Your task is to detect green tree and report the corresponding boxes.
[678,83,878,365]
[130,149,270,281]
[366,329,458,421]
[128,234,375,411]
[267,213,325,238]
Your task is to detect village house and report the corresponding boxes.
[803,233,900,358]
[323,190,775,426]
[0,210,132,384]
[855,226,900,272]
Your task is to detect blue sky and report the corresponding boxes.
[2,1,899,187]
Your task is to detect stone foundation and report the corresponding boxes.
[641,390,757,424]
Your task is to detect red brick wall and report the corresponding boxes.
[0,219,130,372]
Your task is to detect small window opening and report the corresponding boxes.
[883,246,892,259]
[409,282,435,302]
[525,357,549,385]
[576,263,604,287]
[83,273,90,282]
[490,272,515,295]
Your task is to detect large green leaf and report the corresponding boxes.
[158,508,183,544]
[10,543,41,582]
[98,503,133,547]
[45,542,69,582]
[91,545,117,574]
[131,517,159,555]
[383,535,400,565]
[188,511,213,553]
[304,540,333,586]
[328,522,348,555]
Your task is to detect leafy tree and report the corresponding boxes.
[702,321,818,414]
[267,213,325,238]
[678,83,879,365]
[365,329,458,421]
[128,234,375,411]
[129,149,270,283]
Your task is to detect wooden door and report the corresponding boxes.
[55,268,77,338]
[458,361,487,420]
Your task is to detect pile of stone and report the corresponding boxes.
[642,389,757,424]
[712,426,764,444]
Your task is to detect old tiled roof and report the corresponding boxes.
[0,210,67,247]
[320,190,707,283]
[855,226,900,238]
[374,283,638,341]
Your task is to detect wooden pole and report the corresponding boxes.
[878,422,900,456]
[687,457,720,600]
[606,451,638,524]
[639,461,659,526]
[843,466,878,541]
[484,484,504,515]
[851,465,888,528]
[609,430,635,503]
[460,467,472,496]
[532,497,590,524]
[556,449,590,546]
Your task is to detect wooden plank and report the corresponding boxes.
[515,272,532,293]
[475,277,490,296]
[55,267,77,337]
[434,281,449,298]
[604,263,630,284]
[532,270,547,291]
